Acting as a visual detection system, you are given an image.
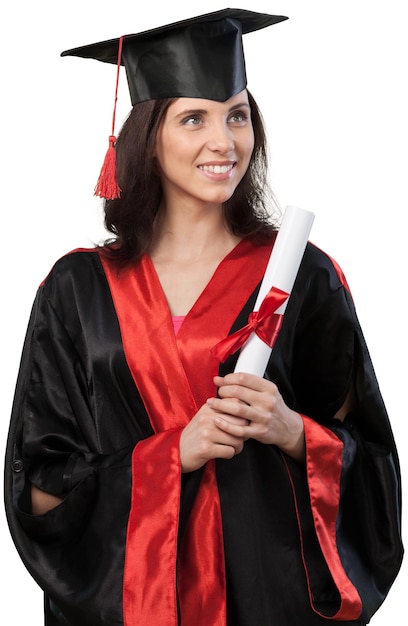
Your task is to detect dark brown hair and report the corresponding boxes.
[101,91,279,265]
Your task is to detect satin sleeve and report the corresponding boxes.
[16,287,98,495]
[8,285,135,538]
[4,258,154,624]
[278,278,403,622]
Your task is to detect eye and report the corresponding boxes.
[228,110,249,124]
[181,114,203,126]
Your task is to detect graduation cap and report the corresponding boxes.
[61,8,288,198]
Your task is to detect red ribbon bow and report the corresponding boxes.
[211,286,289,363]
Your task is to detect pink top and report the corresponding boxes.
[172,315,186,335]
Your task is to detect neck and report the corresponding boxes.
[150,202,240,262]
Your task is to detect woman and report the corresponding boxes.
[4,8,403,626]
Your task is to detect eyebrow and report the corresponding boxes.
[175,101,251,119]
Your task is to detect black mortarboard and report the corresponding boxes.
[61,8,288,105]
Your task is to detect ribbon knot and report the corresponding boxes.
[211,286,289,363]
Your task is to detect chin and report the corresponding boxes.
[202,188,237,205]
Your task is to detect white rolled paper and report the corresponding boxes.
[234,205,315,376]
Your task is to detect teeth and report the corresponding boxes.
[200,164,234,174]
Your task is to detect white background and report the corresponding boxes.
[1,0,406,623]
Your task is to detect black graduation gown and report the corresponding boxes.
[4,240,403,625]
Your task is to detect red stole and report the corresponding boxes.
[100,238,273,626]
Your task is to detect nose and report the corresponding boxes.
[206,120,235,153]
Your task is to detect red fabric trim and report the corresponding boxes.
[174,237,275,409]
[99,238,274,626]
[327,254,351,294]
[123,429,182,626]
[301,415,362,620]
[311,242,351,294]
[177,460,228,625]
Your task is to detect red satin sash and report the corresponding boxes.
[100,238,274,626]
[301,416,362,620]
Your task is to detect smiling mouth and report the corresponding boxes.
[198,163,235,174]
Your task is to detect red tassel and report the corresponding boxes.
[94,135,121,200]
[94,36,124,200]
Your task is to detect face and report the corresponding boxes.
[154,90,254,210]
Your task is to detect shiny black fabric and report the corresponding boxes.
[4,244,403,625]
[60,9,288,104]
[124,18,246,104]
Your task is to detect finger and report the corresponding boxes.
[214,372,272,392]
[216,384,256,406]
[207,397,253,422]
[214,415,251,439]
[213,441,245,460]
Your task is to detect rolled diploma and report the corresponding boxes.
[234,205,315,376]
